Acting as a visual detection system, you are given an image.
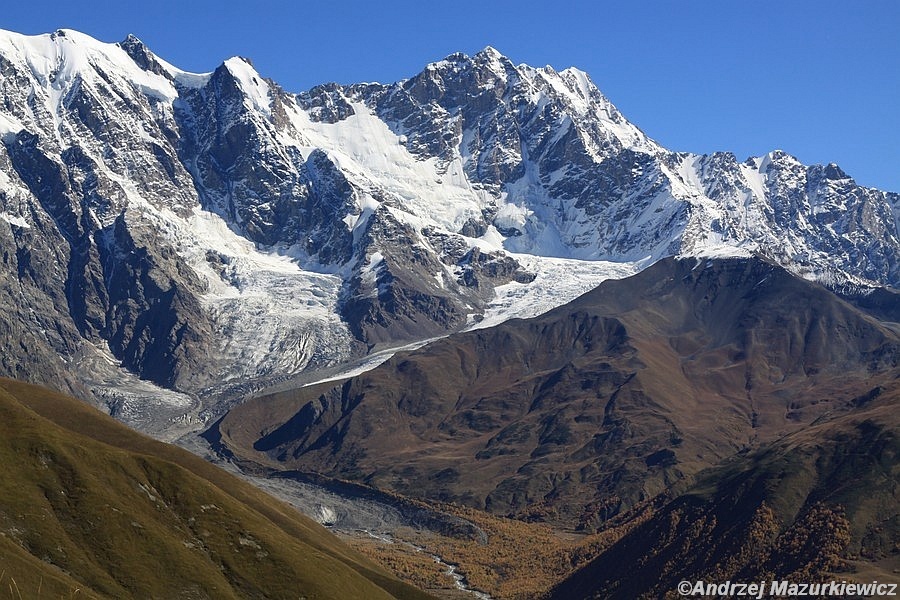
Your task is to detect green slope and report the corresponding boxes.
[0,377,435,600]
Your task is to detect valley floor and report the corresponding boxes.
[180,424,658,599]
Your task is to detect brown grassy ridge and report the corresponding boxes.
[548,395,900,599]
[0,377,435,600]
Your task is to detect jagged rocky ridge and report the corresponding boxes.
[0,28,898,418]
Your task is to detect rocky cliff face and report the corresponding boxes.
[0,29,897,422]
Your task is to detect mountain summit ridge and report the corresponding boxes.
[0,28,897,430]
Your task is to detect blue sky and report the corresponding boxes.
[4,0,899,191]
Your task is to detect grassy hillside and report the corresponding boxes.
[548,393,899,599]
[0,378,434,600]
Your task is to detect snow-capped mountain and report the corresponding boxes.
[0,29,897,429]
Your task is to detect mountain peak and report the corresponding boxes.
[473,45,512,66]
[118,32,169,76]
[50,28,78,39]
[46,28,113,48]
[427,46,513,73]
[823,162,849,180]
[475,45,504,59]
[222,55,262,78]
[222,56,272,115]
[225,54,255,68]
[767,148,800,163]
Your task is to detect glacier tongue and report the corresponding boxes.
[181,208,355,380]
[471,255,640,330]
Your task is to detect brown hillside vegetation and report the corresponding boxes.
[354,500,654,600]
[548,393,899,599]
[215,257,900,528]
[0,378,435,600]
